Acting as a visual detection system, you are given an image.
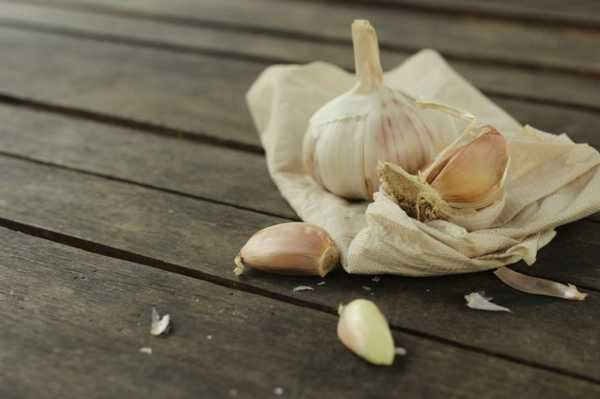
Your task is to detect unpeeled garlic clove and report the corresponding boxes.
[337,299,395,366]
[234,222,339,277]
[426,126,509,207]
[378,123,510,229]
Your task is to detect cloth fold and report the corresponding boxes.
[246,49,600,276]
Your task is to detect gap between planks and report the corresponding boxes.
[286,0,600,32]
[0,0,600,83]
[0,20,599,121]
[6,0,600,35]
[1,17,598,115]
[0,92,264,155]
[0,213,599,386]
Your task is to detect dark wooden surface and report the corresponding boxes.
[1,1,599,397]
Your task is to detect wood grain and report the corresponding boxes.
[0,27,598,152]
[24,0,600,75]
[0,105,295,219]
[0,1,598,111]
[4,226,599,398]
[360,0,600,28]
[1,155,600,381]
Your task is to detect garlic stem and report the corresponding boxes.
[351,20,384,93]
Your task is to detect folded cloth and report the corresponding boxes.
[246,49,600,276]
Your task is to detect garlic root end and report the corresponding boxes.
[233,255,245,276]
[317,243,340,277]
[378,161,445,222]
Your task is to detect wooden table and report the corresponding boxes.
[2,1,600,397]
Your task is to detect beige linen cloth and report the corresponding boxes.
[246,50,600,276]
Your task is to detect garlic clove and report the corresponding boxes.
[428,127,509,206]
[234,223,339,277]
[337,299,395,366]
[378,123,510,229]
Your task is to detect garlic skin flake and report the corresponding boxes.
[234,223,339,277]
[494,267,588,301]
[337,299,395,366]
[150,307,171,336]
[303,20,454,200]
[379,124,510,230]
[465,292,511,312]
[292,285,314,293]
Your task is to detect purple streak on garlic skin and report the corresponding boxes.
[405,111,430,172]
[303,133,325,187]
[383,118,395,163]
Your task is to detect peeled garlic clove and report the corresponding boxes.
[234,223,339,277]
[302,20,455,200]
[428,127,509,206]
[337,299,395,366]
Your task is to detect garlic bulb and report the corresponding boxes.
[378,123,510,229]
[234,222,339,277]
[337,299,396,365]
[303,20,454,200]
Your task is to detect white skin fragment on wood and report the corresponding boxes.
[150,307,171,336]
[293,285,314,293]
[464,292,511,312]
[139,347,153,355]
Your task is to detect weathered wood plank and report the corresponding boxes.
[11,0,600,29]
[0,28,262,146]
[4,227,599,398]
[0,27,598,151]
[0,1,598,111]
[29,0,600,75]
[363,0,600,28]
[2,99,599,226]
[1,155,600,381]
[0,105,295,219]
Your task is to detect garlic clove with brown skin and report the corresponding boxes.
[234,223,339,277]
[302,20,456,200]
[337,299,396,366]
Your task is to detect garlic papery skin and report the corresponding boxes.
[337,299,395,366]
[302,20,455,200]
[378,124,510,229]
[234,223,339,277]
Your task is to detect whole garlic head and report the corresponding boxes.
[303,20,455,200]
